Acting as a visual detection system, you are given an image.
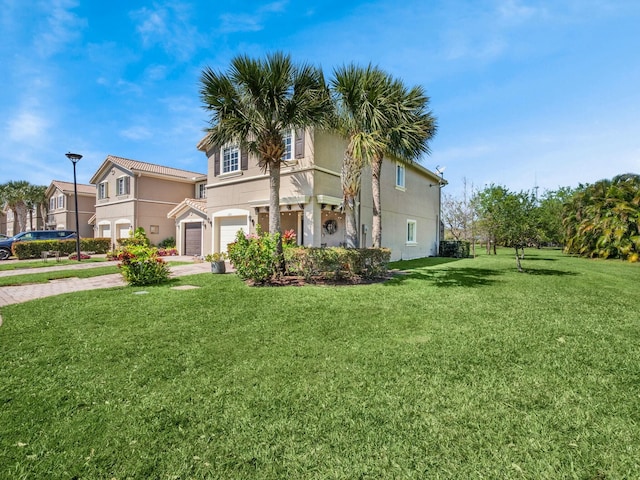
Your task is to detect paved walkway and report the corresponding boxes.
[0,257,217,308]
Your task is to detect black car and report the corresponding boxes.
[0,230,77,260]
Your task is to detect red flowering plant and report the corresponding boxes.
[157,248,178,256]
[68,253,91,260]
[282,229,297,246]
[116,245,170,286]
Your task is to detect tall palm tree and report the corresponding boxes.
[200,52,331,260]
[331,64,436,248]
[25,184,47,230]
[331,64,389,248]
[369,79,436,247]
[0,180,31,233]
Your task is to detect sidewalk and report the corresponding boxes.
[0,257,216,308]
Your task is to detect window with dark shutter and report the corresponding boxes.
[214,148,220,176]
[241,149,248,170]
[294,129,305,159]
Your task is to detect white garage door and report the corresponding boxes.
[99,225,111,238]
[117,224,131,239]
[218,216,248,253]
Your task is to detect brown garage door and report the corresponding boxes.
[184,222,202,256]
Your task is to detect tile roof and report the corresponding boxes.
[106,155,206,181]
[167,198,208,218]
[50,180,96,195]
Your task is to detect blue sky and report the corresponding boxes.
[1,0,638,197]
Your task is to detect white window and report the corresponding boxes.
[222,146,240,174]
[396,163,406,189]
[98,182,108,200]
[407,220,417,244]
[116,176,130,195]
[197,183,206,199]
[49,197,56,210]
[281,130,293,161]
[57,194,65,209]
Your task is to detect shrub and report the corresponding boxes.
[12,237,113,259]
[227,229,281,284]
[158,237,176,249]
[285,247,390,281]
[116,245,171,286]
[117,227,150,248]
[440,240,471,258]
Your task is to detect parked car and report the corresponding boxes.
[0,233,9,240]
[0,230,77,260]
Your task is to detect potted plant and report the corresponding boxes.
[205,252,227,274]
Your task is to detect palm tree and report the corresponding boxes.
[200,52,331,261]
[331,64,436,248]
[25,184,47,230]
[0,180,31,233]
[563,174,640,260]
[331,64,388,248]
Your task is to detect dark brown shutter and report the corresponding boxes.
[294,129,305,159]
[214,148,220,176]
[241,149,248,170]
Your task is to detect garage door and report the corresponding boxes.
[218,216,247,254]
[117,224,131,239]
[184,222,202,256]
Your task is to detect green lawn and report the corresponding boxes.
[1,249,638,479]
[0,257,110,272]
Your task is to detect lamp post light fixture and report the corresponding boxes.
[66,152,83,261]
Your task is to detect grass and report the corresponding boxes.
[0,261,190,287]
[0,257,109,272]
[0,248,638,479]
[0,266,121,286]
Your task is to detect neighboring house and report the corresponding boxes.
[45,180,96,238]
[89,155,206,249]
[169,128,443,261]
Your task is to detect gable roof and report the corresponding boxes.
[46,180,95,198]
[167,198,208,218]
[89,155,206,184]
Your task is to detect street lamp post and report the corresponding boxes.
[66,152,83,262]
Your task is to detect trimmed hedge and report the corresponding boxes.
[439,240,471,258]
[285,247,391,281]
[12,238,112,260]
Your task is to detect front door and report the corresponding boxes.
[184,222,202,256]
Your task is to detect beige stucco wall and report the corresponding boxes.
[93,167,194,247]
[201,128,442,259]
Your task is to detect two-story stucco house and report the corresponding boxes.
[45,180,95,238]
[169,128,444,261]
[89,155,206,248]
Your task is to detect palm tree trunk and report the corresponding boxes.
[344,195,358,248]
[371,155,383,248]
[268,160,284,273]
[15,203,28,232]
[268,161,281,235]
[341,153,361,248]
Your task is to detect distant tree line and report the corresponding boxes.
[442,173,640,269]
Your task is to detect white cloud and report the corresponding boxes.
[130,2,205,61]
[219,13,264,33]
[120,125,152,141]
[6,110,49,141]
[33,0,86,57]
